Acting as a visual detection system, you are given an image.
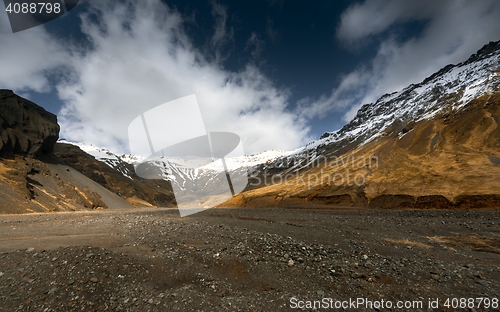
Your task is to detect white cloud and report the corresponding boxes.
[336,0,441,46]
[301,0,500,123]
[0,26,68,92]
[55,0,310,154]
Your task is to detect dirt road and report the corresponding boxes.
[0,208,499,311]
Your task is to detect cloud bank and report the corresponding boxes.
[59,0,314,155]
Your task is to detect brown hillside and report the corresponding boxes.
[224,93,500,209]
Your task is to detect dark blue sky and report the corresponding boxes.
[4,0,500,153]
[176,0,379,136]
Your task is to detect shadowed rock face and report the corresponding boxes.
[0,90,59,157]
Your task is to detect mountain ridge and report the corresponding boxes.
[66,40,500,210]
[1,40,499,213]
[223,40,500,209]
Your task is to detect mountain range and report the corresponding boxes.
[227,40,500,209]
[1,40,499,213]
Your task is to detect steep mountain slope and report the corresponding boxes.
[0,90,126,214]
[50,143,176,208]
[0,91,176,214]
[225,41,500,209]
[0,156,135,214]
[0,141,178,214]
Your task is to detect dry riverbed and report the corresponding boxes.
[0,208,499,311]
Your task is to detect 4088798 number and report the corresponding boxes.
[443,297,499,309]
[5,2,61,14]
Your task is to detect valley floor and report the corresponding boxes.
[0,208,499,311]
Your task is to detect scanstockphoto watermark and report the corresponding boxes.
[289,297,499,310]
[290,297,424,310]
[249,155,378,189]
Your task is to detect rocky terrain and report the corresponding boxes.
[0,208,499,311]
[50,143,176,208]
[0,138,177,214]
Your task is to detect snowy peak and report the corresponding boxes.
[312,41,500,151]
[60,41,500,190]
[244,40,500,178]
[58,140,141,179]
[58,139,294,183]
[232,41,500,209]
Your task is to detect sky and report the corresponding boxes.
[0,0,500,155]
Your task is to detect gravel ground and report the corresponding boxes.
[0,208,499,311]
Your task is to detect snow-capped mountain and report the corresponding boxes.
[257,40,500,174]
[58,139,294,189]
[58,140,142,179]
[230,40,500,209]
[59,40,500,209]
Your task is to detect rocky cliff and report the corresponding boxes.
[0,89,59,157]
[0,91,175,214]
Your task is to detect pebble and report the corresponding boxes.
[287,259,295,267]
[90,277,98,283]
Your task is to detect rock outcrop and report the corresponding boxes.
[0,89,59,157]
